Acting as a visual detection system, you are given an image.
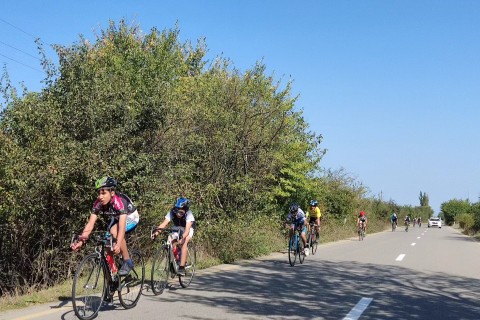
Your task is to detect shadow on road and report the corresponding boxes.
[149,255,480,320]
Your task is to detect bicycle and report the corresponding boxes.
[405,221,409,232]
[391,221,397,232]
[358,222,366,241]
[288,226,305,266]
[71,231,145,320]
[307,223,319,255]
[150,227,197,294]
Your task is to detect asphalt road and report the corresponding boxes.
[2,225,479,320]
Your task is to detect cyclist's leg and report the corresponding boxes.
[300,226,308,247]
[179,228,193,268]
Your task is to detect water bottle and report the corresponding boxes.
[106,251,117,274]
[176,247,182,262]
[172,239,179,261]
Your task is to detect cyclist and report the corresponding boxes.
[71,176,140,277]
[405,215,411,230]
[418,217,422,227]
[151,197,196,276]
[390,212,398,230]
[413,217,416,227]
[308,200,322,241]
[285,204,308,252]
[357,211,368,236]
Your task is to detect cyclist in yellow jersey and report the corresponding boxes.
[308,200,322,241]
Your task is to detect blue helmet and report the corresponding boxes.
[289,203,299,214]
[174,197,190,211]
[310,200,318,207]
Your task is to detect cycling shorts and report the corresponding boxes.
[309,217,319,224]
[108,210,139,233]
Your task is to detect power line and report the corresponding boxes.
[0,53,43,73]
[0,40,41,61]
[0,18,38,40]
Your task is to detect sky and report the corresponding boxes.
[1,1,480,213]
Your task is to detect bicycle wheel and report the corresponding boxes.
[151,246,170,295]
[179,242,196,288]
[288,234,297,266]
[118,249,145,309]
[310,231,318,255]
[72,253,106,320]
[298,235,305,264]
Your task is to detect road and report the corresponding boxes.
[2,225,480,320]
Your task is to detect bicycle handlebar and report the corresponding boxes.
[71,231,116,247]
[150,226,184,240]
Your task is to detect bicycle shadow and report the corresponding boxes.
[153,257,480,320]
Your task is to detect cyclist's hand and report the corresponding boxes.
[151,230,161,240]
[71,239,83,251]
[112,243,121,255]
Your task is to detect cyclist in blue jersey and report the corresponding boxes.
[391,212,398,229]
[285,204,308,250]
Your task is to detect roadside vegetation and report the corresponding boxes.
[440,198,480,238]
[0,20,434,309]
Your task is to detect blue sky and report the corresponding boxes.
[1,1,479,213]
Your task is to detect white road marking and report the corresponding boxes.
[417,237,421,239]
[343,297,373,320]
[396,254,406,261]
[411,243,416,246]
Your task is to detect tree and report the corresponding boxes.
[440,199,470,225]
[419,191,429,207]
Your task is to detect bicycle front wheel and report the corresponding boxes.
[179,242,196,288]
[298,237,305,264]
[310,232,318,255]
[151,247,170,295]
[288,234,297,266]
[118,249,145,309]
[72,253,106,320]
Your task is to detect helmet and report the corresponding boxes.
[95,176,117,190]
[359,211,365,217]
[309,200,318,207]
[393,213,397,217]
[174,197,190,211]
[289,204,299,214]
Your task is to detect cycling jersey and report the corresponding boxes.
[309,206,322,219]
[287,208,306,229]
[92,193,139,231]
[165,209,196,229]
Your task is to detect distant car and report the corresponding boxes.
[428,217,442,228]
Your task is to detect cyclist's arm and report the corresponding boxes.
[152,218,170,238]
[80,213,98,239]
[182,221,193,242]
[71,213,97,250]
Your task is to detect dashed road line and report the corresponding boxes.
[343,297,373,320]
[411,243,416,246]
[396,254,406,261]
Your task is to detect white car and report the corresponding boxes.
[428,217,442,228]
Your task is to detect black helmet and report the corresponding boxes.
[310,200,318,206]
[289,203,299,214]
[95,176,117,190]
